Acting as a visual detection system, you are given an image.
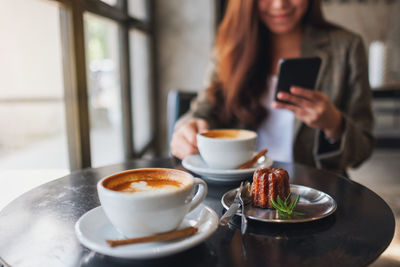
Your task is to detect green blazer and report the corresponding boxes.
[176,24,374,175]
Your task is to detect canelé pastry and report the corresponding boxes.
[251,168,290,208]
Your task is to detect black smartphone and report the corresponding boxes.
[275,57,322,102]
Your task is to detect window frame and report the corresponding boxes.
[54,0,156,170]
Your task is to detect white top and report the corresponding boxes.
[256,76,295,163]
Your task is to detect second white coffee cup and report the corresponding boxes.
[197,129,257,169]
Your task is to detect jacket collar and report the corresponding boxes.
[301,23,331,52]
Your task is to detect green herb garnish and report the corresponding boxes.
[270,193,304,217]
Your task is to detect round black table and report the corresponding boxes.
[0,158,395,267]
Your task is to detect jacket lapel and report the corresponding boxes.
[292,24,331,143]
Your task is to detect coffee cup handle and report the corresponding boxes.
[189,178,208,212]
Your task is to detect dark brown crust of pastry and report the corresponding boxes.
[251,168,290,208]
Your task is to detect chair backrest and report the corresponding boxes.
[167,90,197,145]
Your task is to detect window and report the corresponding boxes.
[128,0,149,21]
[0,0,69,209]
[0,0,155,208]
[130,29,154,152]
[100,0,118,6]
[59,0,155,168]
[84,13,124,167]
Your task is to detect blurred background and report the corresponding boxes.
[0,0,399,265]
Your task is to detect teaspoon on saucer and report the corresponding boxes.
[239,149,268,169]
[219,181,252,234]
[238,181,251,234]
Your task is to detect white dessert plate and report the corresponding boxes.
[182,154,273,182]
[75,204,218,259]
[221,184,337,223]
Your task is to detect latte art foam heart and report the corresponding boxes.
[117,180,182,193]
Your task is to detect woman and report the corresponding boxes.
[170,0,374,175]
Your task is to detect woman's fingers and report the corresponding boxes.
[276,91,313,108]
[195,119,209,133]
[183,119,209,147]
[272,101,307,117]
[290,86,322,101]
[181,122,199,147]
[170,119,209,160]
[273,87,342,136]
[171,132,198,159]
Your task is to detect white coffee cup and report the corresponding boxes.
[97,168,207,237]
[197,129,257,169]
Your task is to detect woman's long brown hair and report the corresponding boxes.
[209,0,327,129]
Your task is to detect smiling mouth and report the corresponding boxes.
[267,10,295,21]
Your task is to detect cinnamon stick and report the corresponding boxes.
[106,226,198,248]
[239,149,268,169]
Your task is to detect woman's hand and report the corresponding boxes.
[273,87,343,141]
[170,118,209,159]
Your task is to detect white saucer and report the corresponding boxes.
[75,204,218,259]
[182,154,273,183]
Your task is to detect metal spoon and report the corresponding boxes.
[220,182,244,226]
[238,181,251,234]
[220,182,252,230]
